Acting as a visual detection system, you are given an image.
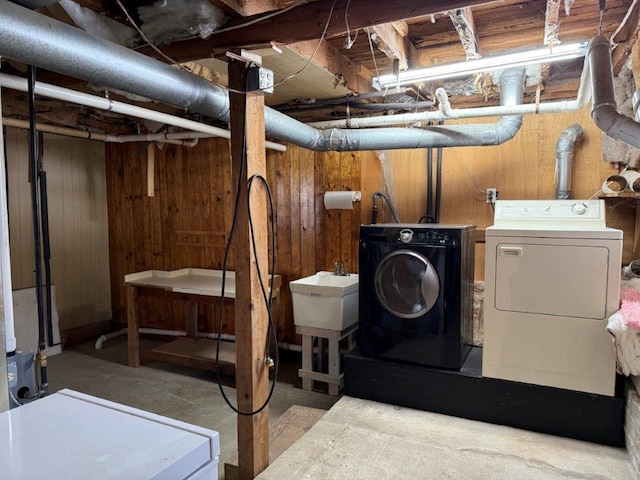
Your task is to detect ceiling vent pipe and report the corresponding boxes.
[0,0,524,152]
[555,123,583,199]
[589,35,640,149]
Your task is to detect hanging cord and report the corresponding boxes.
[27,66,48,396]
[267,0,339,91]
[215,70,278,416]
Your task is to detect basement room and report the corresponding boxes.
[2,0,640,478]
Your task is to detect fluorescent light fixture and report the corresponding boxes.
[372,41,588,90]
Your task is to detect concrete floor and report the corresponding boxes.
[46,337,637,480]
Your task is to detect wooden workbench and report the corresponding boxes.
[125,268,281,373]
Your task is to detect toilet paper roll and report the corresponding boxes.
[323,191,362,210]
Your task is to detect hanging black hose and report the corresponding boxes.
[38,166,55,348]
[371,191,401,224]
[27,65,47,395]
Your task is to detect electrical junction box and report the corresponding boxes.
[246,65,274,94]
[7,349,36,408]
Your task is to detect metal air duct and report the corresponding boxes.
[555,123,583,199]
[589,35,640,149]
[0,0,524,151]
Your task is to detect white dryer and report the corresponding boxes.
[482,199,622,396]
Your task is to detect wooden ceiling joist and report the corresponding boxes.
[611,0,640,75]
[288,39,376,94]
[369,23,409,71]
[543,0,561,46]
[448,8,480,60]
[143,0,499,64]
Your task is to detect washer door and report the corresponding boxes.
[375,249,440,319]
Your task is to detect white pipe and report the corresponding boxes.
[0,73,287,152]
[94,327,127,350]
[93,327,303,352]
[0,89,16,354]
[308,61,593,130]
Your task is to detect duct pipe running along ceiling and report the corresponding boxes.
[0,0,527,151]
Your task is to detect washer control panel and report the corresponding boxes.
[396,228,457,246]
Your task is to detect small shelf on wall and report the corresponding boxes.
[599,192,640,199]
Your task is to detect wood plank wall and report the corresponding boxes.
[4,128,111,333]
[106,140,362,344]
[106,105,626,345]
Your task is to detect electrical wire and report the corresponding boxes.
[215,70,278,416]
[367,27,381,83]
[266,0,339,91]
[115,0,188,71]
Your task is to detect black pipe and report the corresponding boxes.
[38,167,54,347]
[426,121,434,223]
[434,121,444,224]
[27,65,47,393]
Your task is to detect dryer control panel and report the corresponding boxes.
[492,199,606,229]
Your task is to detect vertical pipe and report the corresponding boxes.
[427,148,433,222]
[27,66,47,393]
[38,168,54,347]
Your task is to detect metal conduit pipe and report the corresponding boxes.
[589,35,640,149]
[0,74,287,151]
[309,60,593,129]
[0,0,524,151]
[2,116,203,146]
[555,123,583,199]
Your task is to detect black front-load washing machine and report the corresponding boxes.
[358,224,475,370]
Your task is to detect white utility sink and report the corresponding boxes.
[290,271,359,330]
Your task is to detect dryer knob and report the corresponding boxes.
[571,202,587,215]
[399,229,414,243]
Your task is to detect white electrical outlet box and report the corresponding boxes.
[486,188,498,203]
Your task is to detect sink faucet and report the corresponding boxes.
[334,261,350,276]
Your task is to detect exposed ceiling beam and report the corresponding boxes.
[448,8,480,60]
[209,0,280,16]
[369,23,409,71]
[288,39,376,95]
[543,0,561,46]
[140,0,499,64]
[611,0,640,75]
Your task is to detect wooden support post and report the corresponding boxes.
[228,59,270,480]
[126,284,140,368]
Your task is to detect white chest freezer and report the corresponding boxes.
[0,389,220,479]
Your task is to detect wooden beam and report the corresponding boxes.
[288,40,376,94]
[228,59,270,480]
[370,23,409,70]
[143,0,499,63]
[449,8,480,60]
[612,0,640,75]
[208,0,281,16]
[543,0,561,46]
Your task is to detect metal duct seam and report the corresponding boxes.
[0,0,524,152]
[589,35,640,149]
[555,123,583,199]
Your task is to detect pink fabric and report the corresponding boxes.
[619,287,640,331]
